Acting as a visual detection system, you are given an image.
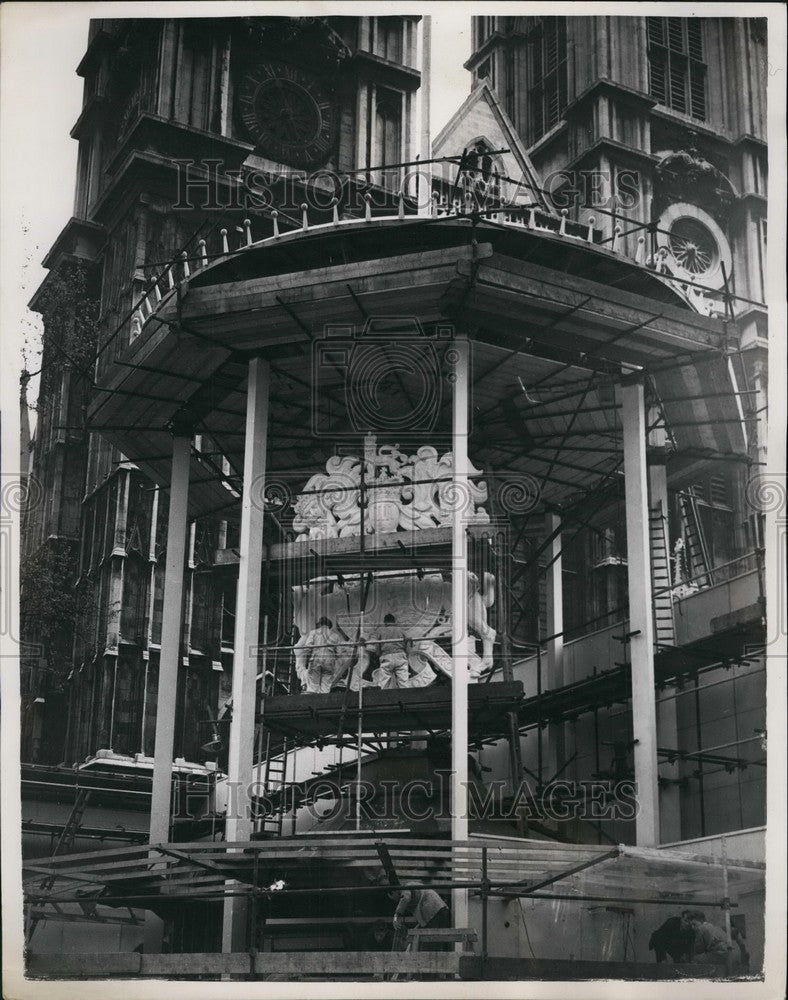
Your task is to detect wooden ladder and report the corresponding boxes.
[678,489,712,587]
[649,500,675,648]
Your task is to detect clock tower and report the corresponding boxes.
[27,15,425,769]
[235,60,339,169]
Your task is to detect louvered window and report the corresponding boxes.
[647,17,706,120]
[525,18,568,145]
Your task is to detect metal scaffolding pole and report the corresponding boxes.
[621,376,660,846]
[545,511,565,778]
[222,356,270,951]
[452,337,470,931]
[145,431,191,951]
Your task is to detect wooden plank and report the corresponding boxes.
[24,843,151,868]
[29,949,459,979]
[408,927,477,939]
[458,956,725,981]
[482,251,726,336]
[173,245,484,319]
[25,838,609,879]
[27,952,143,976]
[252,951,459,976]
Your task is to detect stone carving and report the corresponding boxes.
[671,538,700,601]
[654,148,736,221]
[292,441,490,541]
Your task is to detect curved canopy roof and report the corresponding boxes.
[89,215,749,522]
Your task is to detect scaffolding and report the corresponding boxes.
[27,171,766,971]
[23,833,764,979]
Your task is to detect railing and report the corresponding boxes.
[674,550,763,595]
[119,190,725,359]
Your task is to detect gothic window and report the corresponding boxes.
[503,47,516,120]
[376,17,403,63]
[475,16,496,47]
[374,88,402,188]
[525,18,568,146]
[121,555,148,645]
[656,202,732,289]
[190,570,214,655]
[465,140,503,207]
[76,138,97,217]
[647,17,706,120]
[151,563,165,646]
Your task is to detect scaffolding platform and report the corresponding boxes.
[516,617,765,731]
[216,524,501,577]
[260,681,525,742]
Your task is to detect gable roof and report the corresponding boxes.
[432,82,552,213]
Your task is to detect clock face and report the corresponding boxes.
[237,61,337,168]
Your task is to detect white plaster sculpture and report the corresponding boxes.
[291,571,496,693]
[291,442,490,541]
[671,538,699,600]
[290,446,497,693]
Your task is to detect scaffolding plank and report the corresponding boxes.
[27,950,459,978]
[458,956,724,981]
[261,681,524,741]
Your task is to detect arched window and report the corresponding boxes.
[464,139,504,208]
[525,17,568,145]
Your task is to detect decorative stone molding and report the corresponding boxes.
[654,148,737,222]
[292,444,490,541]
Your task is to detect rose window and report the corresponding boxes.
[668,217,719,275]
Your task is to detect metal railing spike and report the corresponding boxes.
[398,190,405,220]
[331,197,339,226]
[244,219,252,246]
[559,208,568,236]
[220,229,229,254]
[167,266,175,290]
[611,224,622,252]
[271,210,280,238]
[301,203,309,230]
[364,193,372,222]
[181,251,190,279]
[198,239,208,265]
[586,216,596,242]
[636,235,646,265]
